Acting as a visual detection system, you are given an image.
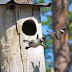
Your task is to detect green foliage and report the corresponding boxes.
[68,11,72,22]
[45,61,52,69]
[68,11,72,40]
[42,16,52,26]
[41,7,52,14]
[68,0,72,5]
[69,23,72,40]
[46,69,51,72]
[38,0,44,3]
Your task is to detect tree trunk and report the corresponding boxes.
[52,0,70,72]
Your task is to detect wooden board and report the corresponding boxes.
[0,5,46,72]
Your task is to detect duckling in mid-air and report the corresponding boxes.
[24,35,46,49]
[47,28,67,40]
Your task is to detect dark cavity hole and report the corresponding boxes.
[22,20,37,35]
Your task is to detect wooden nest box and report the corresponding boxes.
[0,0,51,72]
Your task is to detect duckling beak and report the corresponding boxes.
[42,37,46,41]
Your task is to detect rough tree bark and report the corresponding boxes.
[52,0,70,72]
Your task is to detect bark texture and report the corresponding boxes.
[52,0,70,72]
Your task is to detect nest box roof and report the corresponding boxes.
[0,0,52,7]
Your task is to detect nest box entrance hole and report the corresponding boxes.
[22,20,37,35]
